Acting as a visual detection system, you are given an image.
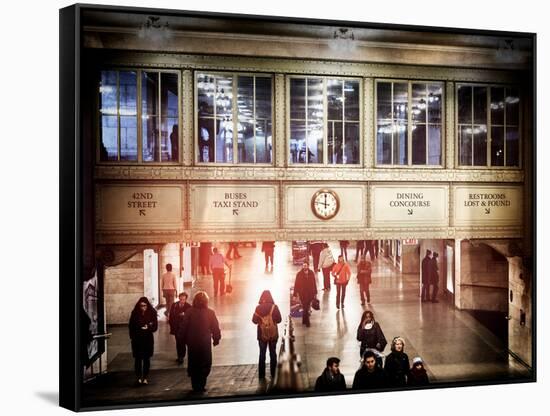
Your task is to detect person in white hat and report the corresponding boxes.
[408,356,430,386]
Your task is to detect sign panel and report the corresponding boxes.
[97,184,185,230]
[189,184,278,228]
[453,185,522,227]
[370,185,449,227]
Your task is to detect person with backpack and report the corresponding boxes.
[252,290,282,380]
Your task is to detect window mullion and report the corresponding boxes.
[425,84,429,165]
[232,75,238,164]
[137,70,142,163]
[305,79,309,164]
[471,86,474,166]
[158,72,162,162]
[253,76,257,164]
[391,82,394,165]
[213,77,217,163]
[504,87,508,166]
[323,78,328,165]
[407,82,412,166]
[487,87,491,167]
[342,81,346,164]
[117,71,121,162]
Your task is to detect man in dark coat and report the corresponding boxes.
[169,292,191,364]
[293,261,317,327]
[179,291,221,392]
[421,249,432,302]
[352,350,389,390]
[354,240,365,262]
[252,290,282,379]
[430,252,440,303]
[315,357,347,392]
[309,240,324,272]
[261,241,276,271]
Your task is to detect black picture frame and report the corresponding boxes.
[60,3,536,412]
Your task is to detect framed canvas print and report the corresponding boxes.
[59,3,536,411]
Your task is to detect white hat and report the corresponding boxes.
[412,356,423,365]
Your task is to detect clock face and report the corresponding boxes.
[311,190,340,220]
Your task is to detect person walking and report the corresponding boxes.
[252,290,282,380]
[128,297,158,385]
[160,263,178,317]
[430,252,440,303]
[373,240,379,259]
[314,357,347,392]
[421,249,432,302]
[169,292,191,365]
[356,310,387,362]
[339,240,350,262]
[309,240,325,272]
[364,240,375,261]
[225,242,242,259]
[357,255,373,305]
[319,243,336,291]
[261,241,275,272]
[293,261,318,327]
[209,247,231,297]
[332,255,351,309]
[384,336,410,387]
[354,240,365,262]
[179,291,221,393]
[408,356,430,386]
[352,350,389,390]
[199,242,212,276]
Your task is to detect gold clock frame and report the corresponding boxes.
[311,189,340,220]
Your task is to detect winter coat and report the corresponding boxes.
[293,268,317,301]
[357,260,372,285]
[332,262,351,285]
[430,257,439,285]
[408,366,430,386]
[352,366,389,390]
[319,248,336,269]
[384,351,410,387]
[357,322,387,354]
[179,306,221,377]
[252,302,282,341]
[421,256,432,284]
[169,300,191,335]
[315,368,347,392]
[129,308,158,359]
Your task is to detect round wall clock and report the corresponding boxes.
[311,189,340,220]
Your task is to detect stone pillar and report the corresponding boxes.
[159,243,184,294]
[401,243,420,274]
[508,256,532,367]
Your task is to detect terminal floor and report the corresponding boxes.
[85,242,531,405]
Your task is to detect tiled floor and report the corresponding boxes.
[86,241,531,404]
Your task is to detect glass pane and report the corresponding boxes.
[459,125,473,166]
[161,118,178,162]
[198,118,214,162]
[119,71,137,116]
[290,78,306,119]
[238,119,254,164]
[307,78,324,120]
[457,85,472,124]
[100,115,117,161]
[427,84,442,124]
[506,126,519,166]
[377,122,392,164]
[215,75,233,118]
[328,121,343,164]
[237,76,254,120]
[428,125,442,165]
[142,116,158,162]
[377,82,392,123]
[216,118,233,163]
[256,120,272,163]
[344,80,360,121]
[290,120,306,163]
[197,73,214,117]
[491,126,504,166]
[393,82,408,121]
[344,122,360,164]
[506,88,520,125]
[491,87,505,125]
[327,79,343,121]
[473,125,487,166]
[307,119,324,163]
[120,116,137,161]
[473,86,487,125]
[412,83,426,123]
[394,122,408,165]
[412,124,427,165]
[255,77,272,121]
[100,71,117,116]
[161,73,178,118]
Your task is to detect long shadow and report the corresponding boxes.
[35,391,58,406]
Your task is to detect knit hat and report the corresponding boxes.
[412,356,423,365]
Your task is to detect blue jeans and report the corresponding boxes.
[258,340,278,378]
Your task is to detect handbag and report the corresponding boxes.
[311,298,320,311]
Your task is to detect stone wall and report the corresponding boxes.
[508,257,532,367]
[104,252,144,325]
